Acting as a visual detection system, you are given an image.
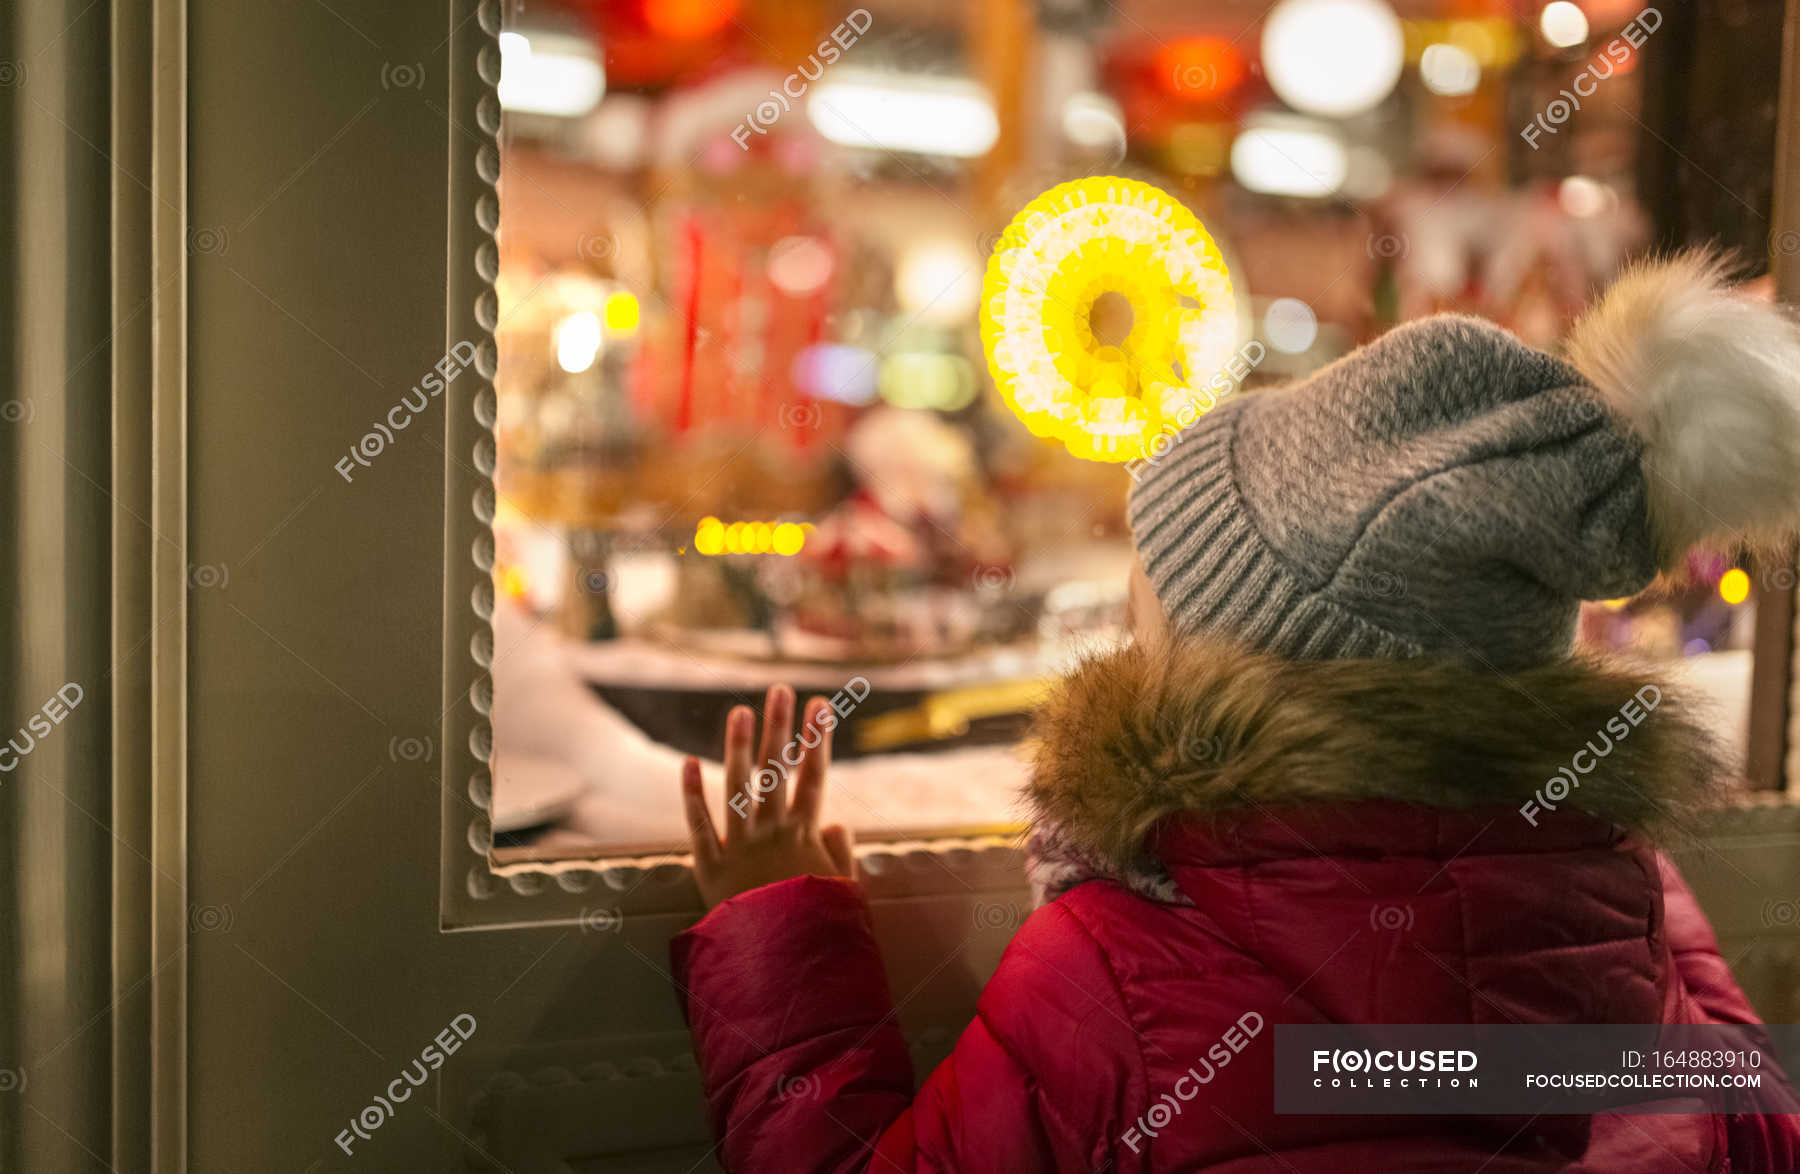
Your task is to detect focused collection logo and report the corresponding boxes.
[1311,1047,1480,1089]
[1122,1011,1264,1153]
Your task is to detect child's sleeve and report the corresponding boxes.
[670,874,1145,1173]
[1657,853,1800,1169]
[1658,853,1761,1025]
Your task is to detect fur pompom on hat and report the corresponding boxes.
[1128,251,1800,668]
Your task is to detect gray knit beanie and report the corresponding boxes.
[1128,254,1800,668]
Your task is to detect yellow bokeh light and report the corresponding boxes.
[980,176,1238,464]
[772,522,805,555]
[1720,568,1751,606]
[694,516,725,556]
[693,516,808,557]
[603,290,640,334]
[500,565,528,599]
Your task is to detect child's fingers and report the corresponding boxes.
[750,684,794,828]
[680,757,720,867]
[790,696,833,826]
[721,705,754,844]
[821,823,854,878]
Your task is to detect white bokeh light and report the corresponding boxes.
[1061,92,1127,153]
[896,241,981,323]
[768,236,834,296]
[1261,0,1405,118]
[1420,43,1481,97]
[809,71,999,158]
[1231,118,1349,198]
[1540,2,1590,49]
[498,31,605,118]
[554,312,603,374]
[1558,176,1611,219]
[1264,298,1319,354]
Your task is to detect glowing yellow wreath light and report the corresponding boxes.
[979,177,1239,463]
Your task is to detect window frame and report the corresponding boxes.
[437,1,1029,930]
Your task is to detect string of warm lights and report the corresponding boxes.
[692,516,811,557]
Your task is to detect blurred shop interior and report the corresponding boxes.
[484,0,1786,863]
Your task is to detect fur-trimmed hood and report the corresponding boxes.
[1025,637,1722,878]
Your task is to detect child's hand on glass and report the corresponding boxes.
[680,684,855,909]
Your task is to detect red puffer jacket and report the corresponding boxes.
[672,641,1800,1172]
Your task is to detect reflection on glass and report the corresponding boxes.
[489,0,1755,865]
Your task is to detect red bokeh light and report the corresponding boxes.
[1154,36,1248,102]
[643,0,738,40]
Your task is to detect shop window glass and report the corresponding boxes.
[488,0,1760,864]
